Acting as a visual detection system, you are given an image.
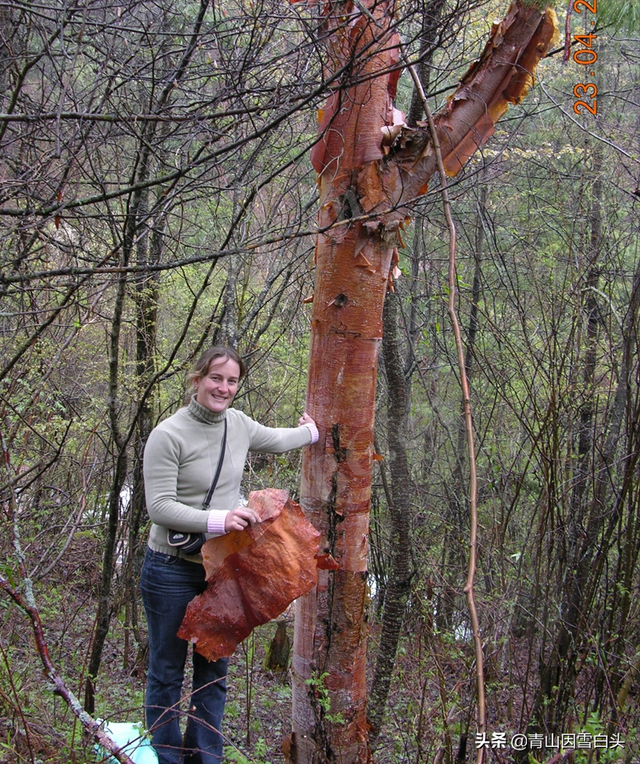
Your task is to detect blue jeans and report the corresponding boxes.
[141,548,229,764]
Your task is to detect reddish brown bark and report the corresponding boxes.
[178,489,333,661]
[291,2,558,762]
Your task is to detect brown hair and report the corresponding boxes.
[186,346,246,392]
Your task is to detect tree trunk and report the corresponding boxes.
[85,243,130,712]
[406,0,447,128]
[290,1,558,761]
[124,195,164,668]
[366,289,413,744]
[84,3,210,704]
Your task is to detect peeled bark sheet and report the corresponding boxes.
[178,488,330,661]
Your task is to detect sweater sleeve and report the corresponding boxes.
[143,427,211,533]
[237,410,313,453]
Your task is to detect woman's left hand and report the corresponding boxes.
[298,411,319,444]
[298,411,316,428]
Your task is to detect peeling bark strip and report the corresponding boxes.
[291,2,558,762]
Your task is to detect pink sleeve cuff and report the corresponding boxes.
[303,422,319,444]
[207,509,229,535]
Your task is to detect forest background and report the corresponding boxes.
[0,0,639,762]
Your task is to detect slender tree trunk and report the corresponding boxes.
[85,237,131,712]
[124,198,164,667]
[406,0,447,128]
[215,191,247,348]
[367,289,413,743]
[84,5,209,703]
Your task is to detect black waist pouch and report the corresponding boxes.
[166,530,206,555]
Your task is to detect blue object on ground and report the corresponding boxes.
[95,721,158,764]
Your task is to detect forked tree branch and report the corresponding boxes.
[0,575,137,764]
[0,435,136,764]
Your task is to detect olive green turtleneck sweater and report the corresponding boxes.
[143,397,313,557]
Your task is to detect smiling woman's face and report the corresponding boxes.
[193,357,241,413]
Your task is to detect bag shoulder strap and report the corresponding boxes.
[202,417,227,510]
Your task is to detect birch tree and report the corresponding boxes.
[290,1,558,761]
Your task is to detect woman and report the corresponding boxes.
[141,346,317,764]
